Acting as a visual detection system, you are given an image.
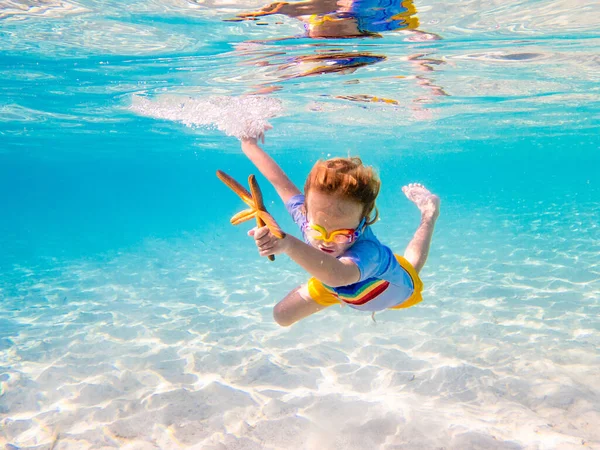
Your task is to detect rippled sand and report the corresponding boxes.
[1,200,598,449]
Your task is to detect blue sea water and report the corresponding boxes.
[1,0,599,449]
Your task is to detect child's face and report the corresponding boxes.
[305,190,364,258]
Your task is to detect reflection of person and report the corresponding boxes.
[233,0,445,105]
[237,0,421,38]
[238,49,387,95]
[277,52,386,78]
[240,128,440,326]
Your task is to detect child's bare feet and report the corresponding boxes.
[402,183,440,221]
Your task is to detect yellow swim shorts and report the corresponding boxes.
[307,254,423,310]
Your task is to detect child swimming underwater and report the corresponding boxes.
[242,129,440,326]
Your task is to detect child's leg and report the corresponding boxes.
[402,183,440,273]
[273,284,329,327]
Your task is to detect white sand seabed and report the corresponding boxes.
[1,205,599,449]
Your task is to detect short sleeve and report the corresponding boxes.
[341,240,396,282]
[285,194,307,232]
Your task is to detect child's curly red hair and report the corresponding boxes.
[304,157,380,225]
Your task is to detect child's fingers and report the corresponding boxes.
[257,239,274,253]
[250,226,282,258]
[257,240,276,254]
[254,232,276,253]
[256,237,274,250]
[254,228,274,245]
[259,245,276,257]
[252,226,269,241]
[257,125,272,143]
[257,235,276,252]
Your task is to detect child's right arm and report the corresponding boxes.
[241,136,301,204]
[249,226,361,287]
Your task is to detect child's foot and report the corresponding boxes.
[402,183,440,221]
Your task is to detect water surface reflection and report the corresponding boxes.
[229,0,447,114]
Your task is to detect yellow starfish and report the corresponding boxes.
[216,170,285,261]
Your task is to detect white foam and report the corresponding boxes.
[131,95,284,139]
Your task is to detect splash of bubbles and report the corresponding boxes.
[131,95,283,139]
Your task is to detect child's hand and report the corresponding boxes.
[248,225,287,257]
[241,124,272,145]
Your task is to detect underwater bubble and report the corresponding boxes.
[130,94,284,140]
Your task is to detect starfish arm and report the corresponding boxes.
[230,208,258,225]
[255,214,265,228]
[217,170,255,208]
[217,170,278,262]
[249,175,266,211]
[257,211,286,239]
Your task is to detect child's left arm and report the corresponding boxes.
[249,226,360,287]
[241,136,301,205]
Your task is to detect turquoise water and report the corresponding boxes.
[1,1,599,449]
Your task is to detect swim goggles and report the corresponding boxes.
[303,217,366,244]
